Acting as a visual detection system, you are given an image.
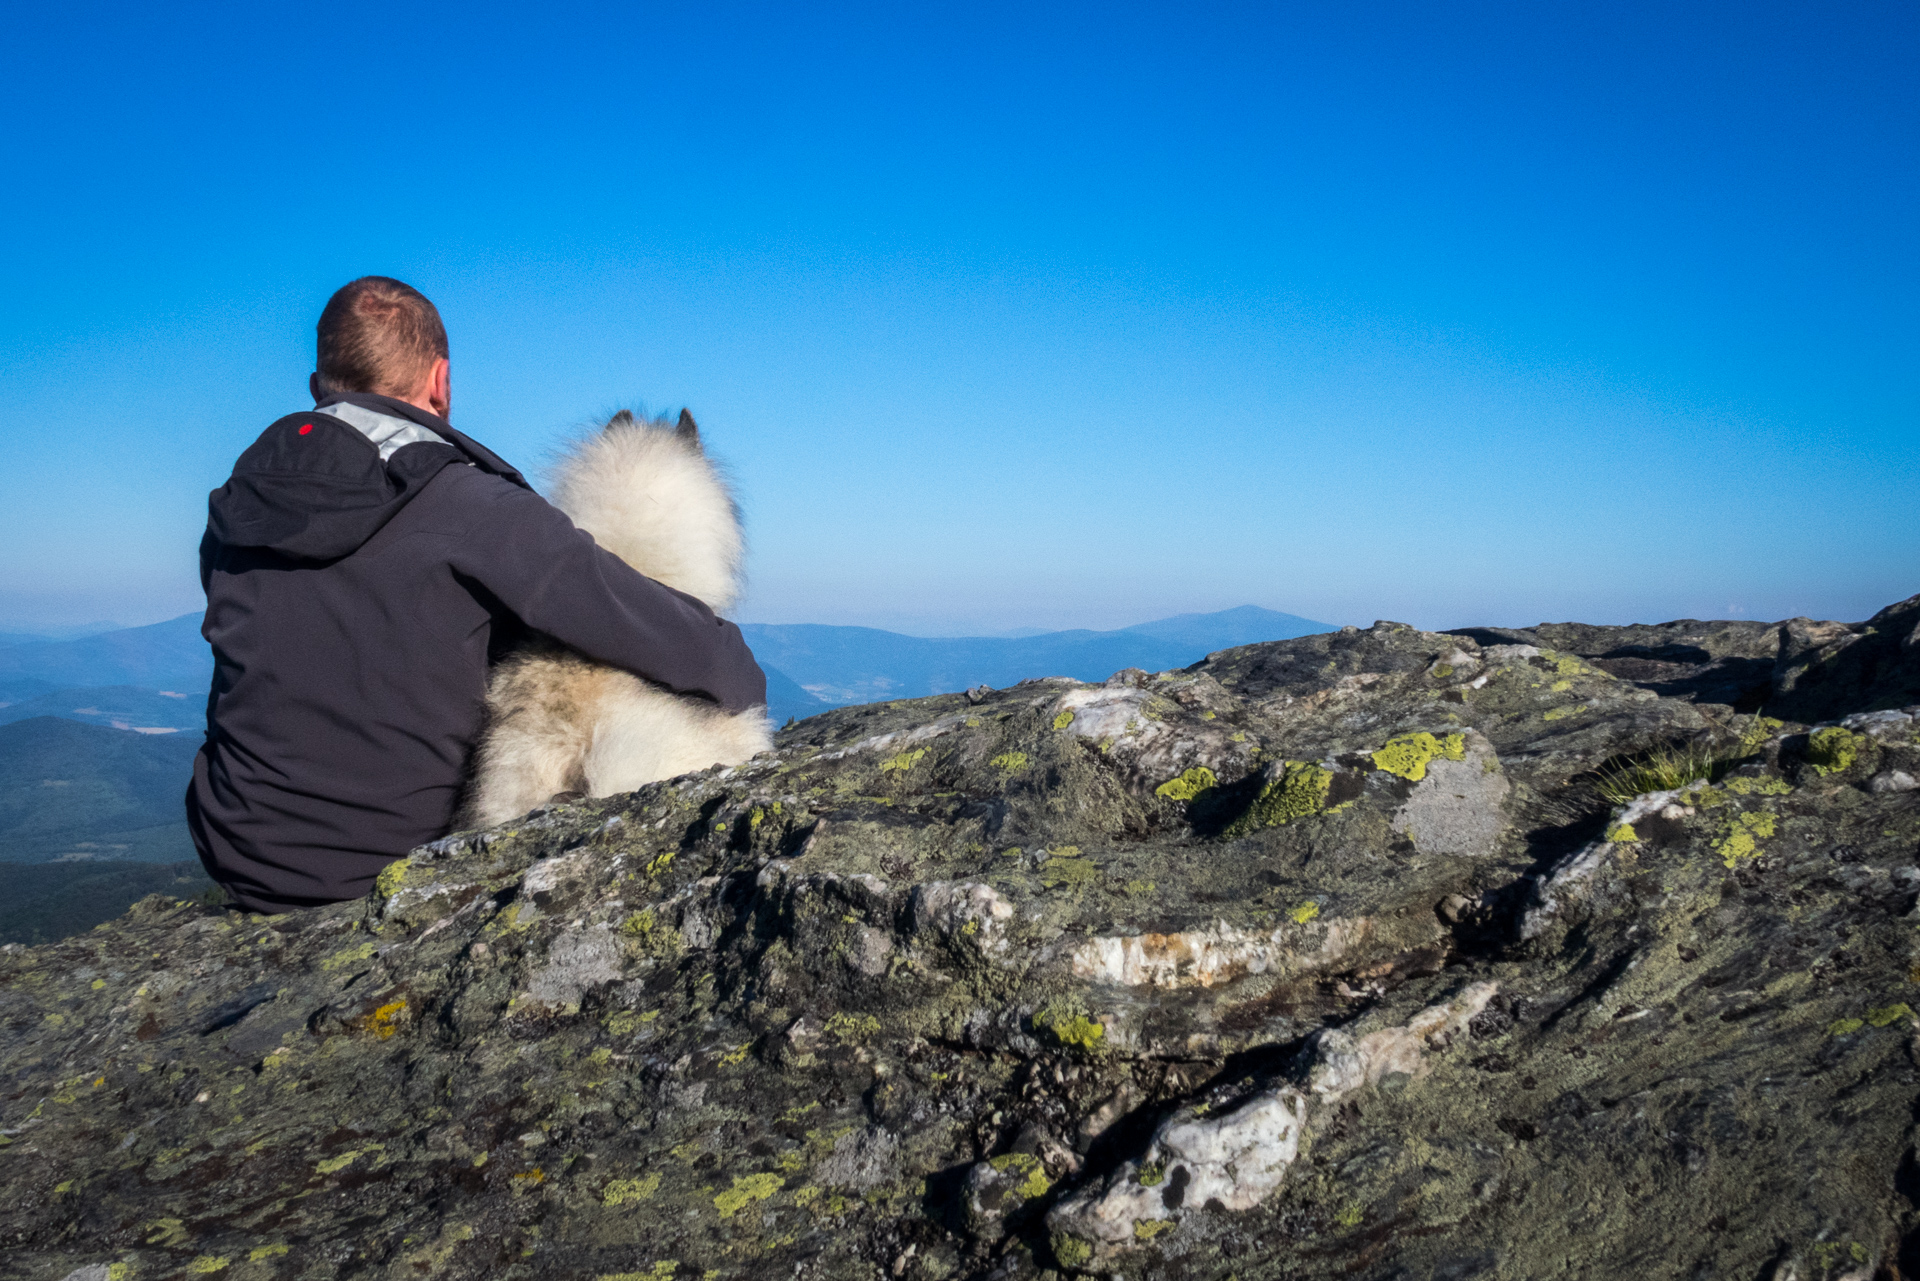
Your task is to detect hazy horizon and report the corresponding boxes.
[11,590,1920,648]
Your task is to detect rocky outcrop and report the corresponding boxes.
[6,601,1920,1280]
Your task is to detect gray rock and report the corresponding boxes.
[1391,729,1509,856]
[816,1125,902,1191]
[7,600,1920,1279]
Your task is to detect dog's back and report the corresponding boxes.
[460,410,770,828]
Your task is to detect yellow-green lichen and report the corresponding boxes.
[605,1008,657,1035]
[602,1173,661,1206]
[990,752,1029,774]
[1052,1235,1094,1268]
[1040,853,1101,890]
[1227,761,1334,836]
[374,859,414,899]
[315,1149,368,1175]
[1034,997,1106,1052]
[249,1245,289,1262]
[879,748,928,772]
[187,1258,230,1275]
[1868,1003,1914,1027]
[1828,1017,1865,1037]
[1713,810,1776,868]
[1738,716,1785,755]
[1052,710,1075,730]
[1154,766,1218,802]
[989,1152,1053,1199]
[714,1173,783,1217]
[1542,650,1591,677]
[1807,727,1862,776]
[319,941,377,972]
[1288,901,1321,924]
[1134,1217,1176,1241]
[1370,732,1466,781]
[824,1012,881,1041]
[1543,706,1583,722]
[1725,776,1792,796]
[620,910,682,958]
[1605,824,1639,843]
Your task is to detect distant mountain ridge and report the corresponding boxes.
[0,606,1336,730]
[741,605,1333,723]
[0,613,210,704]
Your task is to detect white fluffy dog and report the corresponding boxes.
[459,409,772,828]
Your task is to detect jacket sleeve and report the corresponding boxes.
[445,472,767,712]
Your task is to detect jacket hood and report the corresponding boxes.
[207,393,531,561]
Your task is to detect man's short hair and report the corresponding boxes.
[313,277,449,399]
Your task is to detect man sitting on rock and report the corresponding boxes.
[187,276,765,913]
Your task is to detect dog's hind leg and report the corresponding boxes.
[581,678,768,797]
[459,653,600,828]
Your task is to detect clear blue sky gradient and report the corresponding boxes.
[2,2,1914,635]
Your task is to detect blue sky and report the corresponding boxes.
[2,2,1914,636]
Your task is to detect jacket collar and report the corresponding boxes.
[314,396,448,461]
[314,391,530,491]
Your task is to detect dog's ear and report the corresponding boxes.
[606,409,636,432]
[675,408,701,448]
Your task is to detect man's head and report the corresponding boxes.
[311,276,451,419]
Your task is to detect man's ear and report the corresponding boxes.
[309,373,324,404]
[676,408,701,448]
[426,358,451,419]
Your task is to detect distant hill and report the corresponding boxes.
[0,613,210,704]
[1119,604,1333,649]
[745,605,1333,724]
[0,685,202,733]
[0,622,124,646]
[0,717,201,863]
[0,859,218,946]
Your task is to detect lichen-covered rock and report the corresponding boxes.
[6,605,1920,1280]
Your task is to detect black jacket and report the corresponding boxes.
[188,392,765,913]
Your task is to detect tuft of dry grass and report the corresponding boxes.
[1593,742,1723,805]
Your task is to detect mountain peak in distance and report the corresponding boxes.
[1119,605,1334,650]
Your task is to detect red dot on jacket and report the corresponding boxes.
[299,424,313,435]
